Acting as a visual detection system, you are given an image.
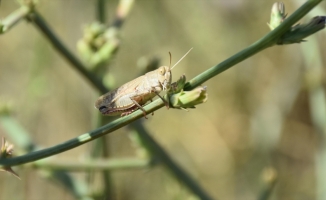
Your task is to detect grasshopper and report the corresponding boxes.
[95,48,192,118]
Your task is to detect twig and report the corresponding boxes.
[31,158,152,171]
[97,0,107,24]
[0,98,163,166]
[132,121,214,200]
[0,115,91,199]
[184,0,323,90]
[27,11,108,93]
[0,6,31,34]
[95,0,109,194]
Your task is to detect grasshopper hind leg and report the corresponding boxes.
[123,89,168,119]
[130,98,148,119]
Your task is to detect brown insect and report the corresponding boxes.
[95,48,192,118]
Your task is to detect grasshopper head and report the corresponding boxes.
[157,66,172,91]
[94,95,112,115]
[160,48,193,91]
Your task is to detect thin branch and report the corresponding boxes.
[31,158,152,171]
[0,98,163,166]
[0,6,31,34]
[132,121,214,200]
[27,11,108,94]
[184,0,323,90]
[111,0,135,28]
[97,0,107,23]
[0,115,90,199]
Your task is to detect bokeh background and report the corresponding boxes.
[0,0,326,199]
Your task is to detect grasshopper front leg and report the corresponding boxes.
[153,89,170,109]
[128,90,167,119]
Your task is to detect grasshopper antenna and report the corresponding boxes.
[171,47,193,70]
[169,52,172,69]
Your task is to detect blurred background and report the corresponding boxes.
[0,0,326,199]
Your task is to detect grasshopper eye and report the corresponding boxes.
[99,106,107,112]
[159,67,166,75]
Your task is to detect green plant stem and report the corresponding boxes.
[95,0,110,196]
[258,179,277,200]
[131,121,214,200]
[97,0,107,24]
[0,0,322,167]
[110,0,135,28]
[0,99,163,166]
[32,158,152,171]
[184,0,323,90]
[0,6,31,34]
[0,115,91,200]
[27,11,108,94]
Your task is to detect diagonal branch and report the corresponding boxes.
[27,11,109,93]
[132,121,214,200]
[184,0,323,90]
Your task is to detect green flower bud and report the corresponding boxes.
[84,22,106,43]
[170,75,186,94]
[0,137,20,179]
[268,2,287,30]
[0,137,14,159]
[76,39,93,63]
[170,86,208,109]
[278,16,326,44]
[77,22,120,70]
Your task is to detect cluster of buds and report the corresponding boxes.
[77,22,120,70]
[168,75,208,110]
[0,137,20,179]
[268,2,326,44]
